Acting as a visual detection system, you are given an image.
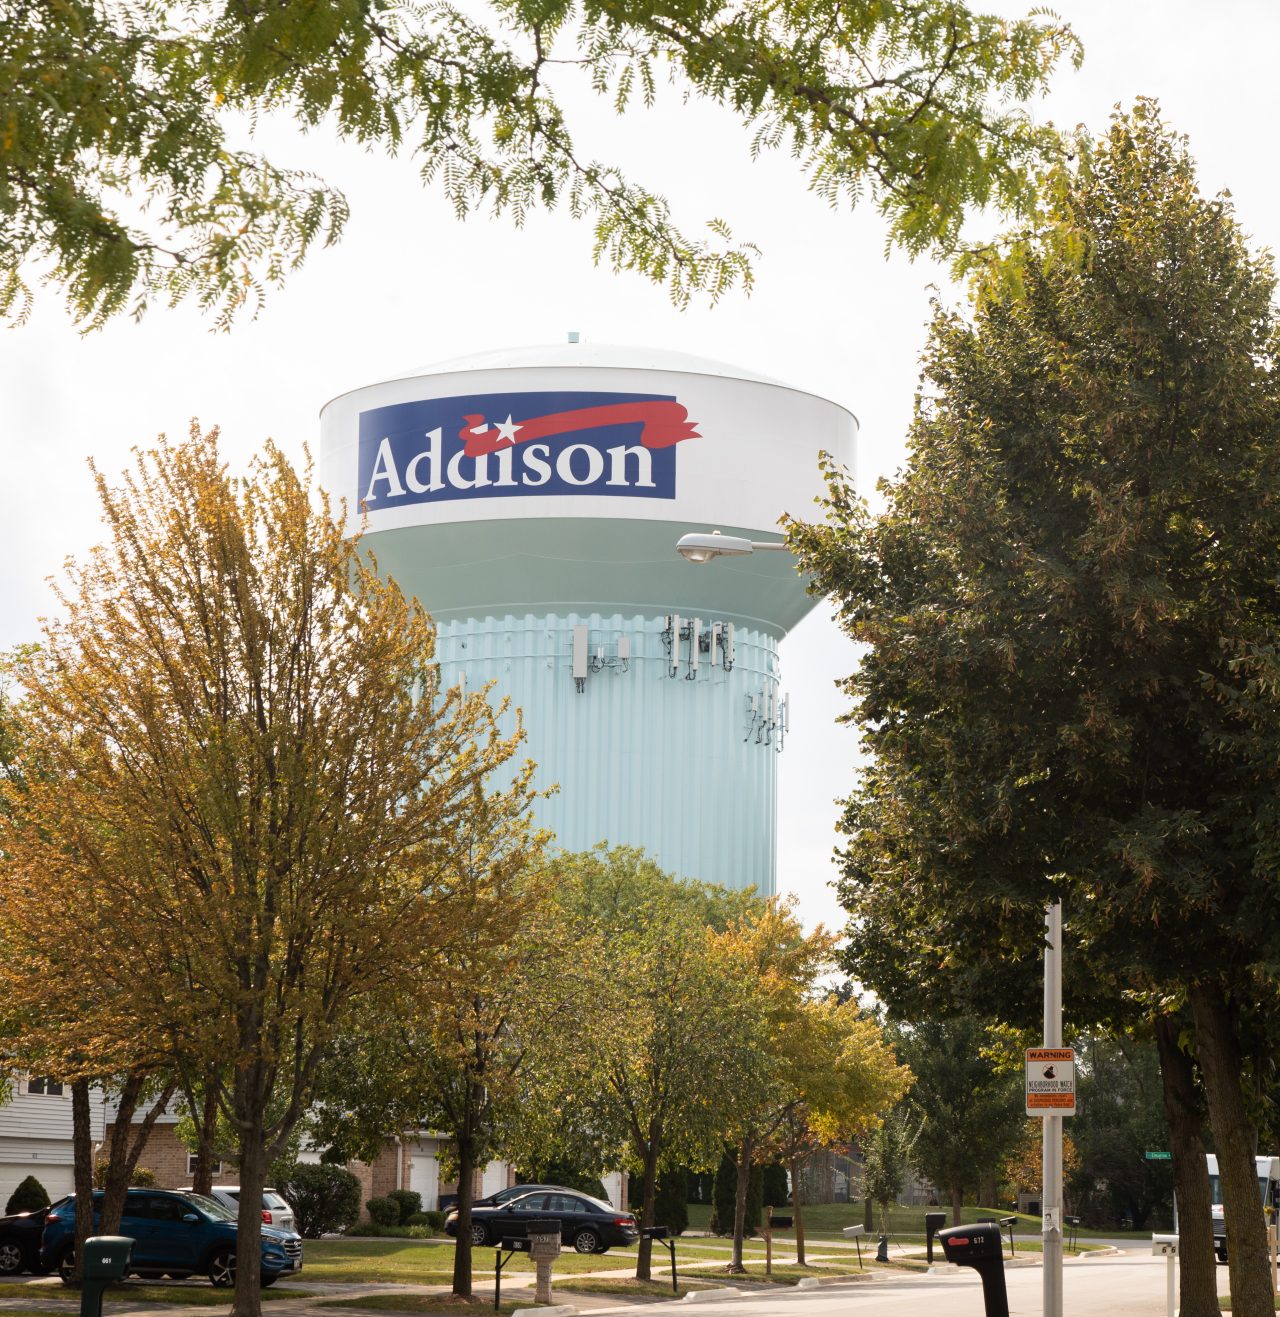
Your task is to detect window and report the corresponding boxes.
[26,1077,64,1096]
[186,1154,222,1176]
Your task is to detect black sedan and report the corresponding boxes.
[0,1201,56,1275]
[445,1190,638,1254]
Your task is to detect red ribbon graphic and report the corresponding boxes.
[459,401,699,458]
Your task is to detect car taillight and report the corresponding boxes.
[262,1209,272,1223]
[614,1216,635,1227]
[46,1212,59,1224]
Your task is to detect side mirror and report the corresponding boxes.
[183,1214,200,1224]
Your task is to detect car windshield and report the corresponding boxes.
[263,1193,290,1210]
[180,1192,237,1223]
[578,1194,615,1214]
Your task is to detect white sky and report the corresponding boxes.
[1,0,1276,935]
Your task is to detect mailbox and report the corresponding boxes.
[770,1216,793,1230]
[80,1236,135,1317]
[937,1223,1009,1317]
[642,1226,669,1240]
[925,1212,948,1263]
[1152,1234,1178,1257]
[82,1238,133,1281]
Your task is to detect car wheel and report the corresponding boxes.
[0,1240,24,1275]
[470,1223,489,1248]
[208,1247,237,1288]
[573,1229,601,1254]
[260,1272,279,1288]
[58,1248,76,1286]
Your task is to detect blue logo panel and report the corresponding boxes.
[358,390,700,507]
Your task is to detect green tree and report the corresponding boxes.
[0,427,523,1317]
[1068,1036,1174,1230]
[789,101,1280,1317]
[893,1019,1023,1224]
[543,848,761,1280]
[307,780,563,1299]
[2,0,1080,326]
[861,1106,919,1234]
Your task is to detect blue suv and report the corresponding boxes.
[41,1189,303,1287]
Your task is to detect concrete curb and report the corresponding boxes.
[512,1306,578,1317]
[682,1287,742,1302]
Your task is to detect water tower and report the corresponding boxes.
[320,343,856,894]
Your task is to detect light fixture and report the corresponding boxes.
[675,531,789,562]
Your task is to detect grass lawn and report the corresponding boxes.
[320,1296,522,1314]
[685,1202,1127,1242]
[302,1240,638,1283]
[554,1278,711,1299]
[0,1284,309,1305]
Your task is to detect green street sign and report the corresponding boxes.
[1145,1151,1172,1161]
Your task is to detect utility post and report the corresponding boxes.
[1042,902,1064,1317]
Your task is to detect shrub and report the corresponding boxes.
[762,1164,789,1208]
[424,1210,447,1231]
[387,1188,422,1225]
[91,1160,155,1189]
[275,1162,362,1238]
[366,1196,402,1226]
[345,1222,433,1238]
[5,1175,49,1214]
[654,1169,688,1235]
[712,1151,762,1235]
[405,1212,430,1226]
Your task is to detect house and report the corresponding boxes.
[0,1075,106,1210]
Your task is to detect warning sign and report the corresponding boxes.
[1026,1047,1075,1117]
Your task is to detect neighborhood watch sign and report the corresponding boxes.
[359,390,701,508]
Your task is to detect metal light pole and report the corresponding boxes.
[1043,902,1063,1317]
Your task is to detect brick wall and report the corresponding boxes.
[102,1123,228,1189]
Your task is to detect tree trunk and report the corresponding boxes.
[192,1079,221,1196]
[71,1079,94,1285]
[99,1072,143,1237]
[950,1182,963,1227]
[863,1194,873,1232]
[1191,983,1270,1317]
[978,1170,998,1211]
[451,1134,476,1297]
[635,1142,659,1282]
[790,1155,806,1267]
[232,1088,266,1317]
[730,1138,754,1273]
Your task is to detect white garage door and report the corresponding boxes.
[408,1140,440,1211]
[0,1162,73,1212]
[481,1161,507,1198]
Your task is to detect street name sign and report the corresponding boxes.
[1026,1047,1076,1117]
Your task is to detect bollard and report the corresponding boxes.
[938,1222,1009,1317]
[875,1234,889,1263]
[79,1237,134,1317]
[925,1212,947,1264]
[1152,1234,1178,1317]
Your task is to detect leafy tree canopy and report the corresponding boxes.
[2,0,1080,327]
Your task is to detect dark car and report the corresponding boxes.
[40,1188,303,1287]
[438,1182,570,1213]
[0,1199,58,1275]
[445,1189,638,1254]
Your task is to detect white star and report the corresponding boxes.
[492,414,522,446]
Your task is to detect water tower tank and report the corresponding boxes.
[320,343,856,894]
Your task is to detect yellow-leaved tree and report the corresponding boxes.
[0,426,528,1317]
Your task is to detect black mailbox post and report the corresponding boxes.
[80,1236,134,1317]
[937,1222,1009,1317]
[925,1212,947,1263]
